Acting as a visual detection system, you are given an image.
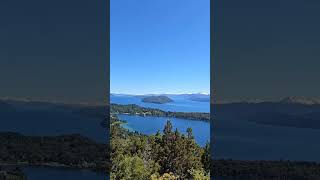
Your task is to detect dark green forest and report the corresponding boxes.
[0,166,26,180]
[141,96,174,104]
[111,104,210,121]
[110,115,210,179]
[0,132,109,172]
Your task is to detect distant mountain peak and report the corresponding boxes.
[279,96,320,105]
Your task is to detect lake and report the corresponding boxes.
[213,113,320,162]
[0,101,107,179]
[22,167,108,180]
[118,114,210,146]
[111,94,210,113]
[111,95,210,146]
[0,103,107,143]
[112,95,320,162]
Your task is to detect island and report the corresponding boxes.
[141,95,173,104]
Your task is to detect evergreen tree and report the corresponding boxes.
[110,116,210,179]
[202,142,211,173]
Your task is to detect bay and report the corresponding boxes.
[118,114,210,146]
[0,102,106,143]
[214,114,320,161]
[0,101,107,179]
[111,94,210,113]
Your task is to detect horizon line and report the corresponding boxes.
[110,92,210,96]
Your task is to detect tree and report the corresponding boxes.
[188,168,210,180]
[114,155,155,180]
[202,142,211,173]
[151,172,178,180]
[187,127,194,139]
[159,121,175,174]
[110,117,210,179]
[163,120,173,135]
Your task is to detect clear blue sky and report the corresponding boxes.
[110,0,210,95]
[213,0,320,101]
[0,0,107,104]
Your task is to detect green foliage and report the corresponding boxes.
[0,167,26,180]
[111,116,210,179]
[111,103,210,121]
[188,168,210,180]
[202,143,211,173]
[111,155,158,180]
[0,132,109,172]
[150,172,178,180]
[142,96,174,104]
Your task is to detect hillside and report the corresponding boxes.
[214,97,320,129]
[141,95,174,104]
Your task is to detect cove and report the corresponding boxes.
[111,95,209,113]
[118,114,210,146]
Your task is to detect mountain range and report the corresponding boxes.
[214,97,320,130]
[111,93,210,102]
[2,95,320,131]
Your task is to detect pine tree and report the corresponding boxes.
[159,120,175,174]
[202,142,211,174]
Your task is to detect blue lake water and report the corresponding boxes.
[22,167,108,180]
[118,114,210,146]
[0,102,107,179]
[112,96,320,162]
[112,95,210,146]
[111,95,210,113]
[0,105,106,143]
[214,114,320,162]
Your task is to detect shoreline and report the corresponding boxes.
[114,114,210,147]
[0,162,108,174]
[111,103,210,122]
[0,132,110,176]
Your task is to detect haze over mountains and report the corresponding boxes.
[2,95,320,132]
[0,98,107,143]
[214,96,320,130]
[215,96,320,105]
[111,93,210,102]
[111,93,320,105]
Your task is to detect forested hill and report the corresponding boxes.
[0,166,26,180]
[110,103,210,121]
[141,95,174,104]
[0,132,109,173]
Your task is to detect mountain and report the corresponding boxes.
[214,98,320,130]
[111,93,210,103]
[141,95,174,104]
[215,96,320,105]
[0,99,108,142]
[279,96,320,105]
[183,93,210,102]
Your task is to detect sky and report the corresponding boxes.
[0,0,107,104]
[110,0,210,95]
[213,0,320,101]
